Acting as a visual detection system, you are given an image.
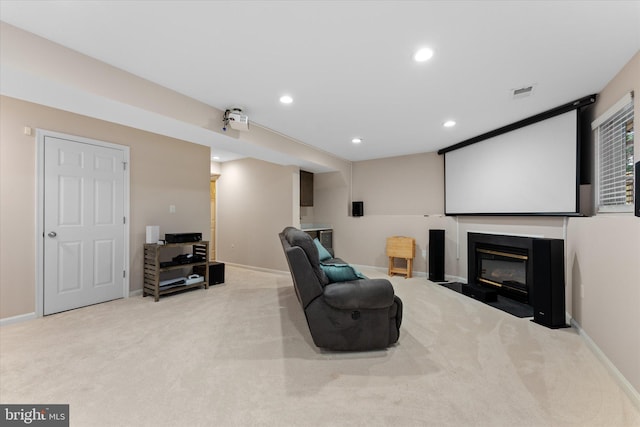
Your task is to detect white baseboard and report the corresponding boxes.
[352,264,387,274]
[129,289,143,297]
[221,261,290,276]
[352,264,427,277]
[349,265,466,283]
[571,317,640,411]
[0,312,36,326]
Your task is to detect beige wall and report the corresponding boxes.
[216,158,299,271]
[566,51,640,394]
[352,153,444,215]
[567,217,639,390]
[313,154,452,273]
[0,96,210,319]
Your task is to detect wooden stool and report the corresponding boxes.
[386,236,415,278]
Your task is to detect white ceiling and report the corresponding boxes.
[1,1,639,163]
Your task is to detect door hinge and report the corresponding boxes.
[123,270,126,278]
[123,216,126,224]
[122,161,127,171]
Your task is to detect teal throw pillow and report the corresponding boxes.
[320,263,366,283]
[313,238,333,261]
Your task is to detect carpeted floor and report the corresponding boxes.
[1,265,639,426]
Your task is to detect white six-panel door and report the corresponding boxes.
[43,134,126,315]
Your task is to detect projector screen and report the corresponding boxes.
[443,110,579,215]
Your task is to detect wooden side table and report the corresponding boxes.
[143,241,209,301]
[386,236,415,278]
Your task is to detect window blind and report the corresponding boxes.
[597,97,634,210]
[591,92,632,130]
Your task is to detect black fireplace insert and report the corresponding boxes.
[476,246,528,298]
[468,233,536,304]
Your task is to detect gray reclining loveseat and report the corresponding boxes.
[279,227,402,351]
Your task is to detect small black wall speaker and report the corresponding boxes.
[532,239,567,329]
[635,161,639,217]
[428,229,445,282]
[352,201,364,217]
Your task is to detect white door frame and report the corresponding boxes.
[36,129,130,317]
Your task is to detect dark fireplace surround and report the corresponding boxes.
[466,232,567,328]
[468,233,538,304]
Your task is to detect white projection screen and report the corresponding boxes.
[444,110,579,215]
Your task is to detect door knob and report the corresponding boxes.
[48,231,57,238]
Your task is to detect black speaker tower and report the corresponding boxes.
[428,229,445,282]
[531,239,568,328]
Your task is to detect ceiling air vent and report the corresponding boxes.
[512,84,536,99]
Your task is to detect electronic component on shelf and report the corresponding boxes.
[165,233,202,243]
[159,277,186,289]
[185,275,204,285]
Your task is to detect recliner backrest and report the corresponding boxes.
[283,227,329,286]
[280,228,328,309]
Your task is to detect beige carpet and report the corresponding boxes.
[1,265,639,427]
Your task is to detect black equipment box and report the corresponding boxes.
[165,232,202,243]
[194,262,225,285]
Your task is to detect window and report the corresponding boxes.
[593,93,634,213]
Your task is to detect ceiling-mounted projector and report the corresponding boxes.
[223,108,249,131]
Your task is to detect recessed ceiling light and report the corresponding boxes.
[413,47,434,62]
[279,95,293,104]
[443,120,456,128]
[352,137,363,144]
[212,156,220,160]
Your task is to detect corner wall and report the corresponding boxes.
[566,51,640,395]
[216,158,299,271]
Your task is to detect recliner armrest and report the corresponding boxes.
[323,279,395,310]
